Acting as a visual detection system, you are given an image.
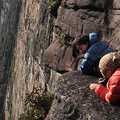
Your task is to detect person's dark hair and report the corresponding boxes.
[72,34,89,58]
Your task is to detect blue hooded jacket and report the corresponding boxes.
[79,33,114,75]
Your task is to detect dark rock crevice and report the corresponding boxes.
[78,5,104,12]
[49,0,62,18]
[104,0,113,24]
[103,0,113,37]
[62,2,104,12]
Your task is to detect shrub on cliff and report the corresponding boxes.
[49,0,61,18]
[19,88,54,120]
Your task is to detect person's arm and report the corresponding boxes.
[94,84,109,101]
[105,78,120,103]
[78,52,97,74]
[79,60,95,74]
[94,77,120,103]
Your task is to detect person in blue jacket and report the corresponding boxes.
[72,33,114,75]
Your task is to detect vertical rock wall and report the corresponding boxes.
[0,0,59,120]
[1,0,120,119]
[0,0,22,119]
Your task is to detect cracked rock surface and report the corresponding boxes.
[44,0,120,119]
[44,0,120,73]
[46,71,120,120]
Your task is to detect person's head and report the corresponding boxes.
[99,52,120,79]
[72,34,89,57]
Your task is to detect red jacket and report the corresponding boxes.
[94,68,120,103]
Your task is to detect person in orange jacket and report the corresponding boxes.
[89,52,120,103]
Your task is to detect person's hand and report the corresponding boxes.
[89,83,99,91]
[98,78,108,86]
[98,78,105,84]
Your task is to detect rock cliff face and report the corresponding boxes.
[46,71,120,120]
[1,0,120,120]
[0,0,59,120]
[44,0,120,119]
[44,0,120,72]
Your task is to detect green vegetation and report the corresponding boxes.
[19,88,54,120]
[49,0,61,17]
[61,33,65,40]
[60,32,73,46]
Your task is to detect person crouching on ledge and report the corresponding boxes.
[90,52,120,103]
[72,33,114,76]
